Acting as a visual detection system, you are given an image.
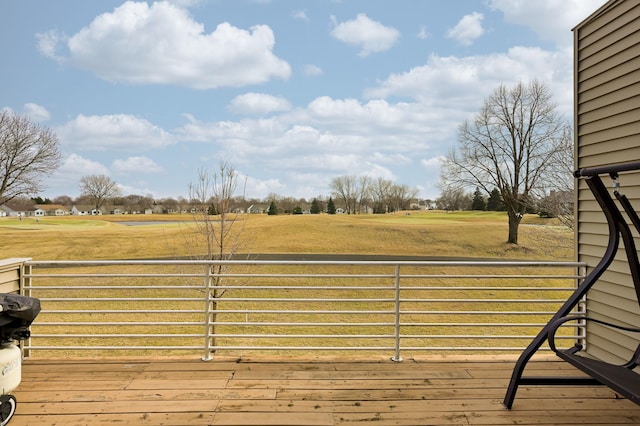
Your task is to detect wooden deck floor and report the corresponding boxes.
[9,355,640,425]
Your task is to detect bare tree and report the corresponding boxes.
[436,187,472,211]
[0,111,62,204]
[536,135,575,228]
[389,183,419,212]
[188,162,247,355]
[355,175,371,214]
[441,80,572,244]
[189,162,246,261]
[79,174,122,213]
[330,175,357,214]
[370,177,393,213]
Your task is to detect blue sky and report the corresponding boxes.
[1,0,605,201]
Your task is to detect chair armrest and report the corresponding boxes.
[548,315,640,368]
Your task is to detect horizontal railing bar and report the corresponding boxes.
[34,334,204,338]
[209,322,395,326]
[399,335,549,339]
[394,274,583,279]
[399,299,568,303]
[207,309,560,314]
[25,285,206,290]
[213,274,397,278]
[401,310,559,314]
[34,322,204,326]
[35,297,570,303]
[398,346,551,351]
[38,309,562,315]
[24,285,577,291]
[208,322,554,327]
[200,334,396,338]
[41,310,205,313]
[25,274,205,278]
[25,346,204,350]
[27,259,586,267]
[38,298,203,302]
[199,298,569,303]
[210,298,396,302]
[400,323,558,327]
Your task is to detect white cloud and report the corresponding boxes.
[447,12,484,46]
[49,1,291,89]
[291,10,309,22]
[23,103,50,122]
[330,13,400,57]
[36,30,65,60]
[46,153,111,195]
[363,46,572,115]
[165,0,203,6]
[57,114,175,151]
[417,25,430,40]
[304,64,323,76]
[177,93,448,195]
[112,156,163,174]
[488,0,605,47]
[421,156,446,169]
[228,93,292,115]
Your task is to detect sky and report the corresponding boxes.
[0,0,607,202]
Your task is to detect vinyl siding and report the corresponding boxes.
[575,0,640,364]
[0,258,27,294]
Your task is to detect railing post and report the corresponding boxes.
[391,264,403,362]
[21,260,32,359]
[202,263,213,361]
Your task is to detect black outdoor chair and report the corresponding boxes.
[504,160,640,409]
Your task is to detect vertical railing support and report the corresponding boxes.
[391,264,403,362]
[20,260,32,359]
[202,263,213,361]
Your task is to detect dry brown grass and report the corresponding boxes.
[0,210,573,260]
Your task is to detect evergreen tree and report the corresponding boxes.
[471,187,486,211]
[486,188,505,211]
[310,198,321,214]
[268,200,278,215]
[327,197,336,214]
[293,206,303,214]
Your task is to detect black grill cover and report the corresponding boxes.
[0,294,41,341]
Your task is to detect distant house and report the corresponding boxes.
[247,204,268,214]
[71,205,102,216]
[35,204,70,216]
[1,199,37,217]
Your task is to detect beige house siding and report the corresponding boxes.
[0,258,28,294]
[574,0,640,364]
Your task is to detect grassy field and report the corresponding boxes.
[0,210,573,261]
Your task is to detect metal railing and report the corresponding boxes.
[20,259,587,361]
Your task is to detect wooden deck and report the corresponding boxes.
[10,355,640,425]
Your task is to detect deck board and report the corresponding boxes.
[9,355,640,425]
